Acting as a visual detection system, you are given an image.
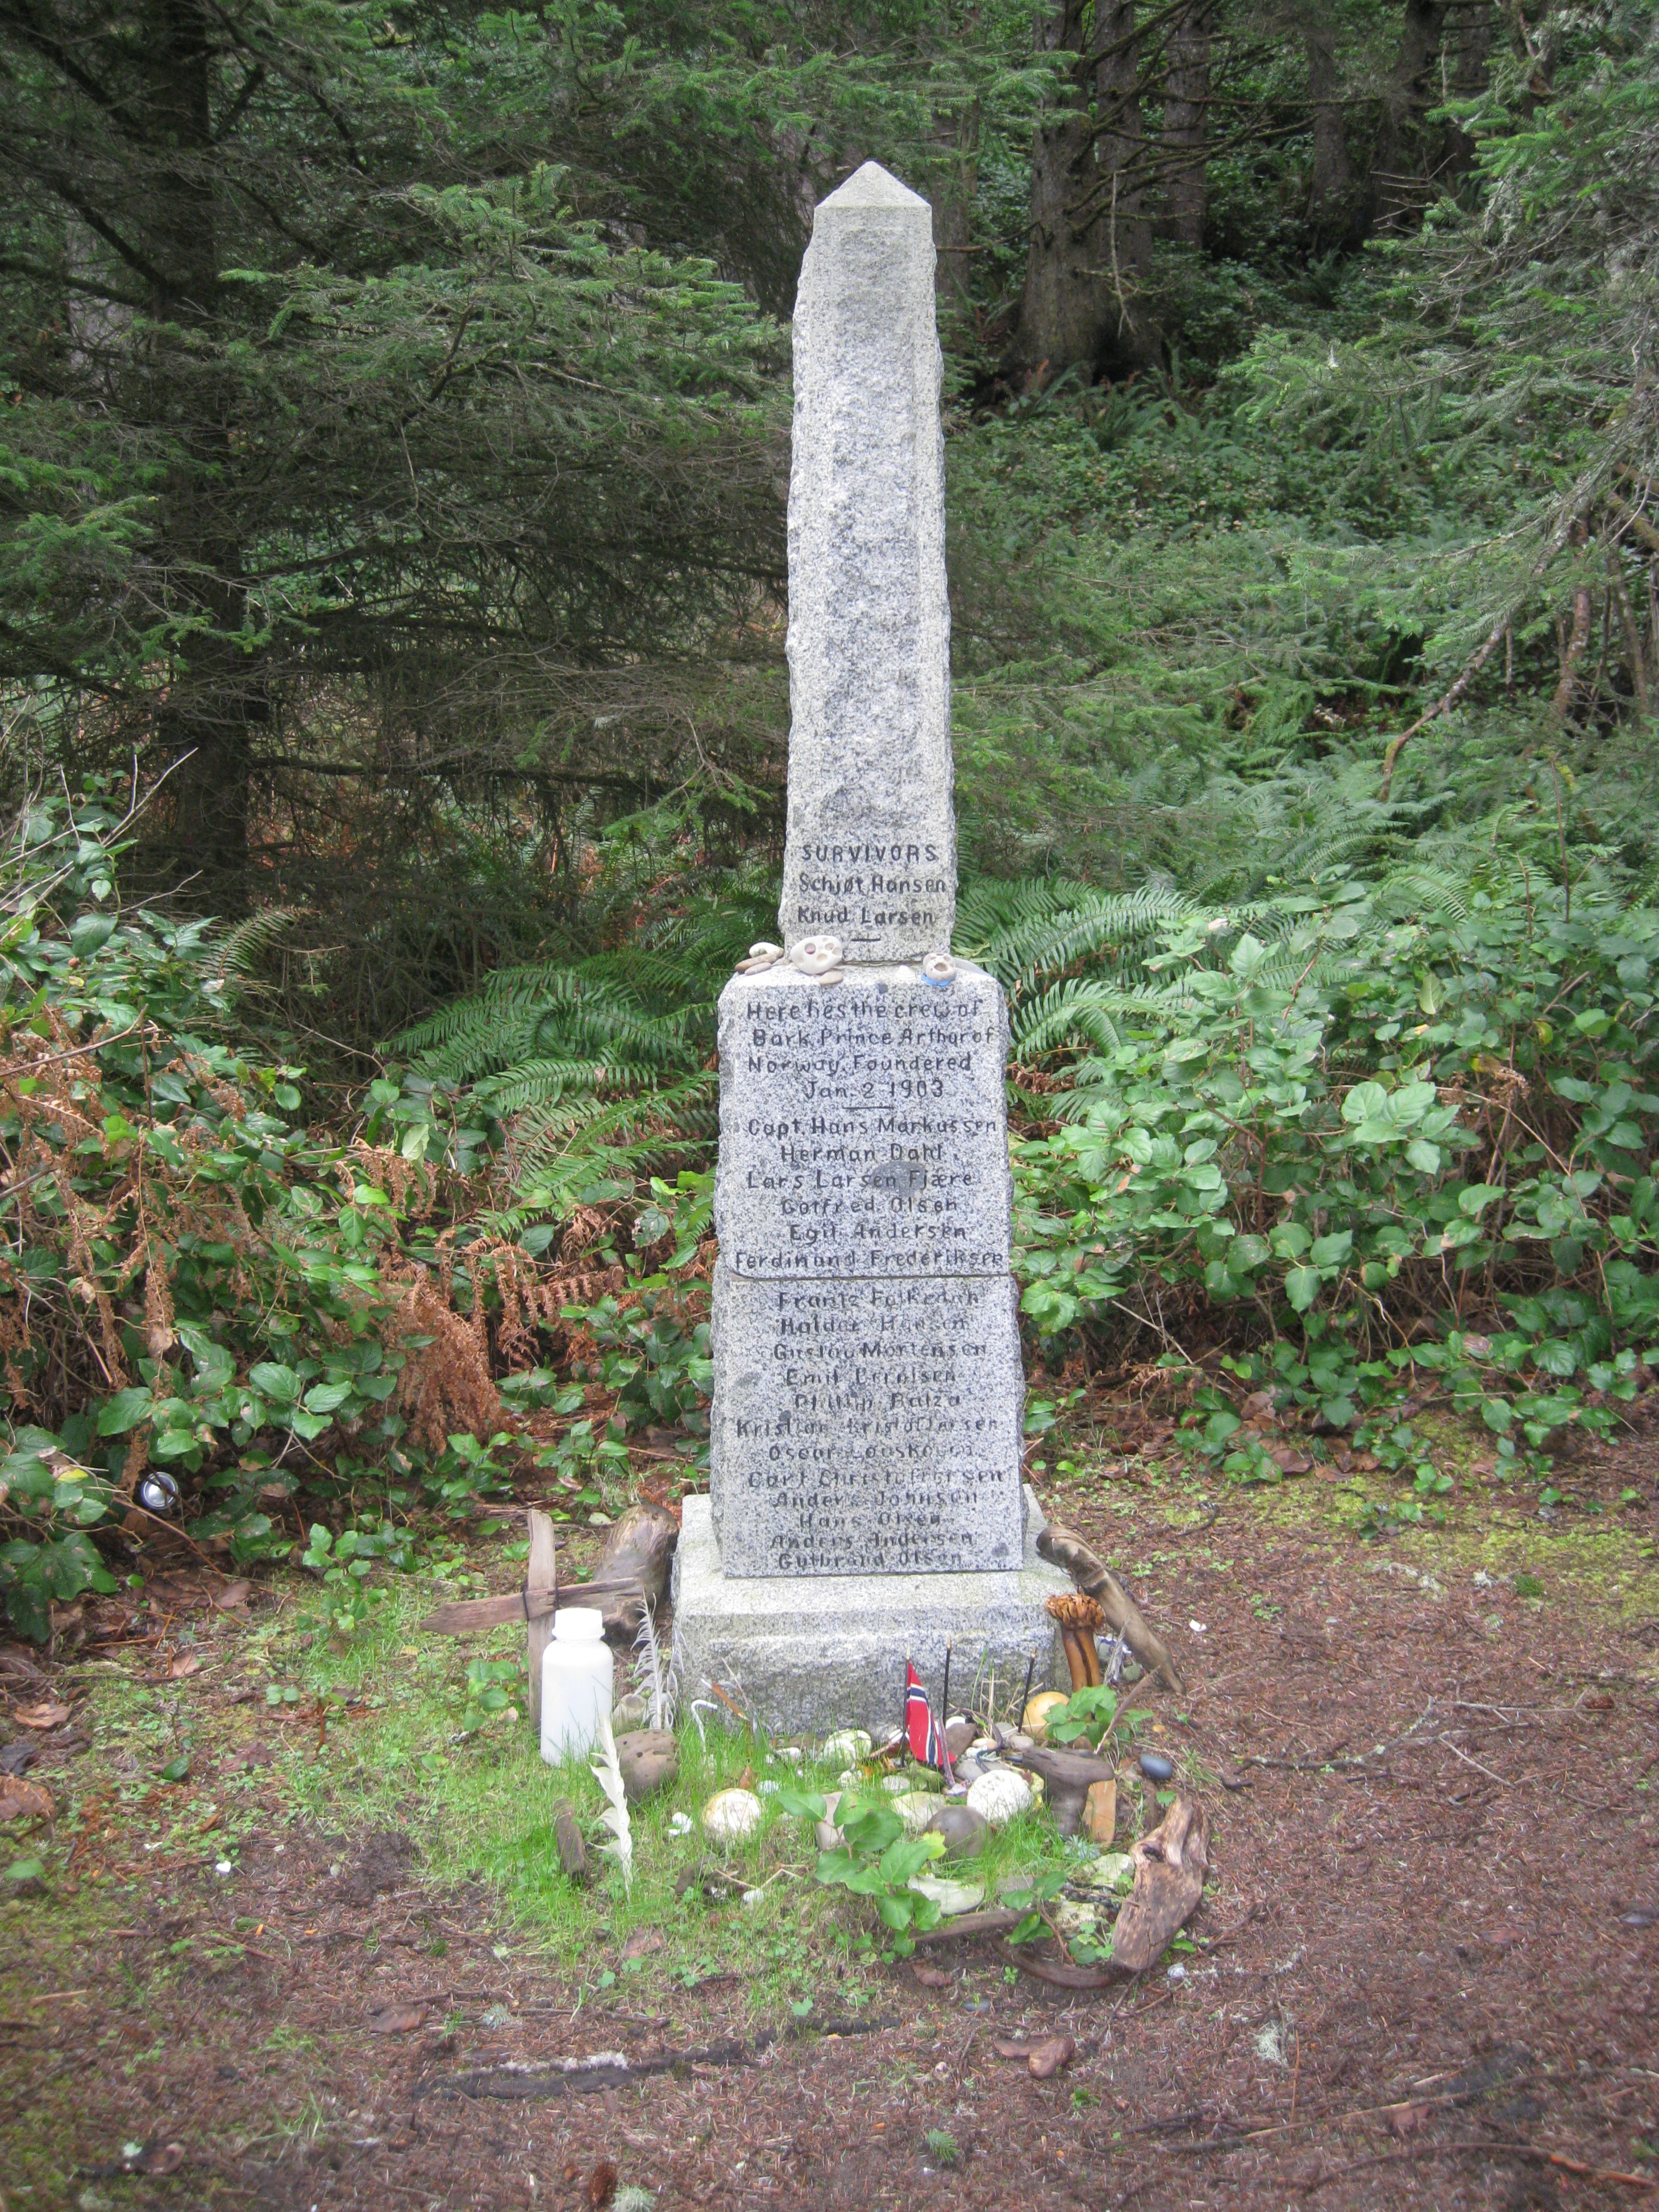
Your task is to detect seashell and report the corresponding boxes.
[749,942,784,961]
[965,1769,1033,1828]
[788,935,843,976]
[909,1873,986,1916]
[893,966,918,985]
[701,1788,764,1846]
[890,1791,943,1836]
[921,953,957,987]
[821,1728,871,1766]
[816,969,845,986]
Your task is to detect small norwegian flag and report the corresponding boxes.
[905,1659,942,1771]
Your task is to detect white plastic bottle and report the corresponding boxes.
[539,1609,613,1765]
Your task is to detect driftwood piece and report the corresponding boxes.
[525,1510,558,1734]
[993,1939,1116,1991]
[1109,1794,1208,1972]
[1037,1523,1184,1692]
[591,1502,677,1643]
[1008,1742,1117,1838]
[418,1577,647,1636]
[553,1802,589,1883]
[909,1906,1025,1946]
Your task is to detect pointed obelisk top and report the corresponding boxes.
[820,159,931,212]
[777,166,955,963]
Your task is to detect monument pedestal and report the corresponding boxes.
[672,1488,1071,1739]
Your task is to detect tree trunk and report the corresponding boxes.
[132,0,255,906]
[1159,1,1212,250]
[1369,0,1449,231]
[1303,12,1358,246]
[1091,1,1160,373]
[1014,0,1112,385]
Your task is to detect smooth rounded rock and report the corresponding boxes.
[966,1769,1033,1828]
[1024,1690,1069,1741]
[891,1791,943,1836]
[924,1803,990,1861]
[821,1730,872,1767]
[1138,1751,1175,1784]
[701,1788,763,1846]
[910,1873,985,1916]
[1081,1851,1135,1893]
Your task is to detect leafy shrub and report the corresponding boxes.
[1008,860,1659,1480]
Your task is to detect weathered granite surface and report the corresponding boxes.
[673,1490,1069,1739]
[777,162,954,964]
[708,1260,1025,1576]
[715,961,1010,1281]
[671,164,1064,1719]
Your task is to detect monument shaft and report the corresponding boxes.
[673,164,1066,1734]
[777,164,955,965]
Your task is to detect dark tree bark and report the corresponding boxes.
[1369,0,1450,229]
[1159,1,1213,250]
[1091,1,1159,373]
[1013,0,1159,386]
[120,0,255,902]
[1016,0,1111,384]
[1302,9,1358,246]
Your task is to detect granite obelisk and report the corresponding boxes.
[672,163,1067,1736]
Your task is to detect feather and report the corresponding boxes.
[589,1710,633,1892]
[631,1601,677,1731]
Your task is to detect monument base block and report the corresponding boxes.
[671,1488,1074,1740]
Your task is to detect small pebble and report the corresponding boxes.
[668,1811,693,1836]
[1138,1751,1175,1783]
[1167,1962,1188,1981]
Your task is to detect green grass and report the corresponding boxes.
[236,1574,1085,2010]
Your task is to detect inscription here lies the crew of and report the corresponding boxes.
[714,965,1011,1280]
[710,961,1022,1577]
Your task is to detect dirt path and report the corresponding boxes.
[3,1472,1657,2211]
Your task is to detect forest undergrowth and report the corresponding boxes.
[3,2,1658,1650]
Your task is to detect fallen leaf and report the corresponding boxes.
[367,2003,427,2035]
[1028,2034,1076,2079]
[586,2157,618,2207]
[993,2038,1032,2059]
[1265,1441,1312,1475]
[167,1653,202,1680]
[1385,2101,1431,2137]
[620,1927,664,1960]
[0,1775,52,1823]
[910,1960,952,1989]
[139,2142,186,2175]
[14,1702,70,1731]
[214,1580,251,1610]
[0,1743,36,1777]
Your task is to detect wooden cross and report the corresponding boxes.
[418,1507,647,1732]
